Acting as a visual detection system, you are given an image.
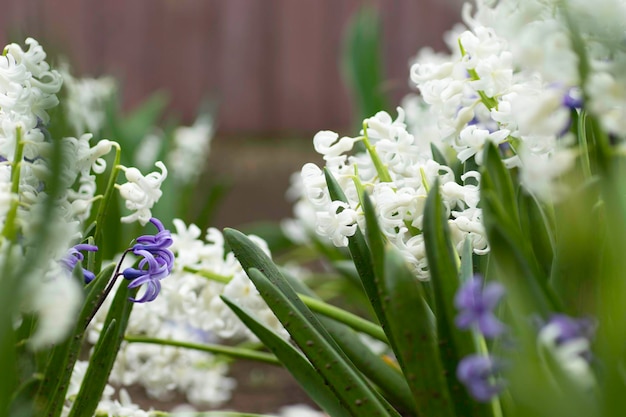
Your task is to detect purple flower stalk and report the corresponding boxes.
[457,354,504,402]
[454,275,506,338]
[122,217,174,303]
[60,243,99,283]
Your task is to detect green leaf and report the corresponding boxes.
[0,310,17,417]
[460,237,474,283]
[517,190,554,279]
[222,296,351,417]
[381,247,455,417]
[342,5,388,123]
[424,182,492,417]
[8,376,39,417]
[68,281,135,417]
[280,269,415,414]
[39,263,117,417]
[482,142,519,224]
[318,316,416,414]
[430,143,449,167]
[324,169,390,336]
[480,142,557,316]
[105,91,168,167]
[362,192,385,286]
[245,267,396,417]
[68,319,118,417]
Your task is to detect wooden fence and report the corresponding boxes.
[0,0,461,136]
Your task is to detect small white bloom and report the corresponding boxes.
[61,66,116,135]
[519,147,576,202]
[167,115,214,184]
[313,130,357,159]
[278,404,327,417]
[301,163,331,208]
[26,262,83,349]
[117,161,168,225]
[316,200,358,247]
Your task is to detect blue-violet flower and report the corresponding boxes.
[60,243,98,283]
[455,275,506,338]
[539,314,595,362]
[457,354,504,402]
[122,217,174,303]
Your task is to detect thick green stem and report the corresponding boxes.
[298,293,388,343]
[123,335,281,366]
[183,266,232,284]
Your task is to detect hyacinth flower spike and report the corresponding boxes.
[457,354,505,402]
[454,275,507,402]
[60,243,99,283]
[121,217,174,303]
[454,275,506,339]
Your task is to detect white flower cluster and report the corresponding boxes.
[0,38,124,348]
[405,0,626,200]
[61,65,117,135]
[86,220,286,408]
[291,0,626,278]
[167,113,214,184]
[133,112,214,186]
[63,360,151,417]
[298,109,486,279]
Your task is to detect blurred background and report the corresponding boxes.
[0,0,462,230]
[1,0,465,413]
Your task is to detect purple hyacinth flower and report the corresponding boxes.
[60,243,99,283]
[545,314,594,344]
[562,88,583,110]
[122,217,174,303]
[455,275,506,338]
[540,314,596,361]
[457,354,504,402]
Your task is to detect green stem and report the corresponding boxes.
[577,111,593,179]
[183,266,232,284]
[93,143,121,271]
[361,122,393,183]
[2,126,23,241]
[123,335,281,366]
[473,334,504,417]
[458,39,499,110]
[298,293,388,343]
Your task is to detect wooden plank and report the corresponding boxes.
[274,0,326,133]
[0,0,462,135]
[216,0,269,133]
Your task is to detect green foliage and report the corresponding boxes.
[39,263,117,417]
[424,183,492,417]
[342,5,389,125]
[224,228,399,417]
[68,282,136,417]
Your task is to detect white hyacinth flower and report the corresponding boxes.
[316,200,358,247]
[313,130,357,161]
[167,114,214,184]
[25,262,83,349]
[117,161,168,225]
